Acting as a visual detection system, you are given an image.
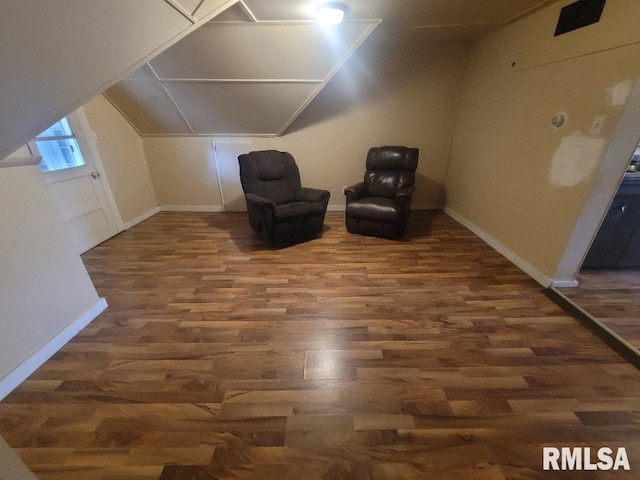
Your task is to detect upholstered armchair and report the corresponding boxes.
[344,146,419,238]
[238,150,330,247]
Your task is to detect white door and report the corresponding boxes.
[31,109,121,254]
[213,140,253,212]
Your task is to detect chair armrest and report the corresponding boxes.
[396,186,415,206]
[297,187,330,203]
[396,186,415,200]
[344,182,367,200]
[245,192,276,209]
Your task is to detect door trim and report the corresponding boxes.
[74,107,124,232]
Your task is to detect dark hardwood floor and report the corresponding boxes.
[1,211,640,479]
[557,269,640,353]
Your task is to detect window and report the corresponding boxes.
[33,117,86,173]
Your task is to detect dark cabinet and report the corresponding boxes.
[618,218,640,267]
[583,176,640,269]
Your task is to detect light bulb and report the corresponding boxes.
[317,3,347,26]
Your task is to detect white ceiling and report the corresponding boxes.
[104,0,557,137]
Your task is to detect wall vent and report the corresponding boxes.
[554,0,606,37]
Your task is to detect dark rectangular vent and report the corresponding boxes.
[554,0,606,37]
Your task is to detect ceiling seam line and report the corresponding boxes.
[140,133,277,138]
[406,22,501,30]
[163,0,197,24]
[504,0,558,25]
[204,20,379,26]
[277,20,381,136]
[102,94,144,137]
[146,64,162,81]
[237,0,258,22]
[191,0,207,18]
[155,79,324,84]
[160,84,197,135]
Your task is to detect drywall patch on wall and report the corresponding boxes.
[549,133,606,187]
[607,78,635,107]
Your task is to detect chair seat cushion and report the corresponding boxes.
[346,197,401,223]
[274,201,324,221]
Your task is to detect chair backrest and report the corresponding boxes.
[238,150,302,204]
[364,146,419,198]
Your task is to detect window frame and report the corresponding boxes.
[28,112,93,184]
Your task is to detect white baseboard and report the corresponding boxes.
[0,298,108,401]
[123,206,160,230]
[550,279,580,288]
[160,205,225,212]
[327,203,440,213]
[443,206,552,288]
[154,205,440,214]
[125,205,225,220]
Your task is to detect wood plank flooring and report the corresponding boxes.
[558,270,640,352]
[2,211,640,479]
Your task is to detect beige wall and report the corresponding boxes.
[142,41,469,209]
[0,93,158,401]
[0,436,38,480]
[143,137,223,209]
[444,0,640,283]
[83,95,158,224]
[0,165,100,384]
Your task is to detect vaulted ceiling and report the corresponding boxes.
[0,0,558,159]
[105,0,557,138]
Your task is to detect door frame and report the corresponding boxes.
[213,139,253,212]
[553,79,640,286]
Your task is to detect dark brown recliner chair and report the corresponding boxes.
[238,150,330,247]
[344,146,419,239]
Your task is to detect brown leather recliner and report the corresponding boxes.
[344,146,419,239]
[238,150,330,247]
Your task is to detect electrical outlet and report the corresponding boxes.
[588,114,607,136]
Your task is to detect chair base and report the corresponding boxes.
[346,217,405,239]
[255,216,325,247]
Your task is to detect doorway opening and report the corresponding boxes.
[554,81,640,358]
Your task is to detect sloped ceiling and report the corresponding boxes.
[105,0,557,138]
[105,3,378,137]
[0,0,237,161]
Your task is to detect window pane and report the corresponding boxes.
[37,117,74,138]
[35,116,87,173]
[36,138,85,172]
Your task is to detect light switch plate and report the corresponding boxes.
[588,114,607,136]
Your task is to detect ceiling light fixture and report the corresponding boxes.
[316,2,348,26]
